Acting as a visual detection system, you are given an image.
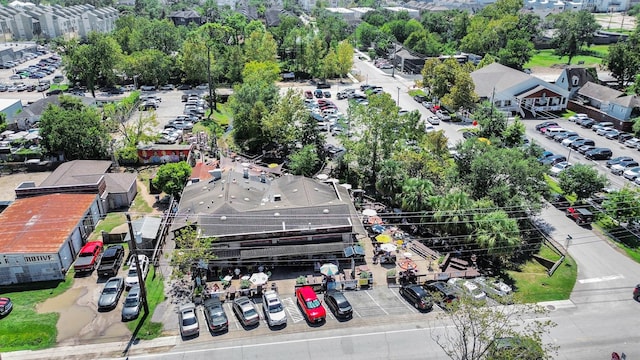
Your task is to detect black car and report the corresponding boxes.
[619,133,634,143]
[535,121,558,131]
[634,284,640,301]
[425,281,459,310]
[413,94,427,103]
[606,156,634,168]
[580,118,596,128]
[399,284,434,311]
[203,298,229,333]
[46,89,63,96]
[550,193,571,210]
[316,81,330,89]
[540,155,566,166]
[324,291,353,319]
[585,147,612,160]
[462,131,478,139]
[360,84,377,91]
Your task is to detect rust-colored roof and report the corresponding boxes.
[0,194,97,254]
[191,161,218,181]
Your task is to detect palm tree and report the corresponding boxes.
[400,177,434,212]
[431,190,475,238]
[473,210,521,260]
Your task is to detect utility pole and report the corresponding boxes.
[126,213,149,314]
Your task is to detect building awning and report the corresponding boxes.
[515,85,562,99]
[240,242,347,259]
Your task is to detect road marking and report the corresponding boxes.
[364,289,389,315]
[578,274,624,284]
[281,297,304,323]
[388,287,418,313]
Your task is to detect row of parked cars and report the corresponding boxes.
[537,119,640,183]
[10,55,61,80]
[0,49,50,69]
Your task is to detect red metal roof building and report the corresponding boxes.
[0,193,102,285]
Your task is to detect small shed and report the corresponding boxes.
[124,216,162,257]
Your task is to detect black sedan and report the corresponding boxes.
[585,147,613,160]
[399,284,434,311]
[324,291,353,319]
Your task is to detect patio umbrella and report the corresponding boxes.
[371,224,386,233]
[249,272,269,286]
[375,234,393,244]
[320,263,339,276]
[368,216,383,225]
[380,243,397,252]
[362,209,377,217]
[399,259,417,271]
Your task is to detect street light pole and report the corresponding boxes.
[397,87,400,106]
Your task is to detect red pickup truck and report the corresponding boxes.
[73,241,104,274]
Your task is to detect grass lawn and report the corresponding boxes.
[544,174,577,203]
[206,103,232,128]
[0,272,75,352]
[593,222,640,263]
[130,185,153,213]
[526,49,602,68]
[125,266,165,339]
[509,244,577,303]
[49,84,69,91]
[89,212,126,240]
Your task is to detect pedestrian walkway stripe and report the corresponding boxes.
[281,297,305,323]
[578,274,624,284]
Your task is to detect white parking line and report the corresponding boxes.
[578,274,624,284]
[224,302,240,330]
[281,297,305,323]
[364,290,389,315]
[388,287,418,313]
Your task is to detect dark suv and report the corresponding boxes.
[399,284,433,311]
[425,281,459,310]
[634,284,640,301]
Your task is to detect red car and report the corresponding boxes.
[296,286,326,323]
[634,284,640,301]
[304,90,313,99]
[73,240,104,273]
[0,297,13,316]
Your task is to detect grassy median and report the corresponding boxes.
[125,266,165,339]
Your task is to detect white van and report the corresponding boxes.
[545,128,566,138]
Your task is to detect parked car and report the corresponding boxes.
[618,133,634,143]
[160,84,175,90]
[304,90,313,99]
[537,151,554,161]
[313,89,323,98]
[435,110,451,121]
[121,286,142,321]
[316,81,330,89]
[568,113,588,122]
[262,290,287,327]
[0,297,13,316]
[321,291,352,319]
[425,281,459,310]
[607,156,634,168]
[140,85,156,91]
[634,284,640,301]
[570,139,595,150]
[585,147,612,160]
[604,129,622,139]
[399,284,434,311]
[550,161,572,176]
[623,166,640,181]
[97,244,125,278]
[232,296,260,327]
[425,125,436,133]
[413,94,427,103]
[203,297,229,333]
[611,160,640,175]
[561,135,582,147]
[577,144,597,155]
[74,240,104,274]
[427,115,440,125]
[46,89,63,96]
[566,207,594,225]
[125,255,149,289]
[179,303,200,338]
[540,155,566,166]
[554,131,577,142]
[296,286,326,323]
[176,84,192,90]
[460,280,487,301]
[323,91,331,98]
[535,121,558,131]
[580,118,596,128]
[473,277,513,301]
[625,138,640,148]
[98,277,124,311]
[592,122,614,133]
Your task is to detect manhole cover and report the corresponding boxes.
[546,305,556,311]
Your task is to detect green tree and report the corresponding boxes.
[39,96,109,161]
[303,36,327,78]
[152,161,192,198]
[473,101,508,141]
[376,159,409,206]
[400,177,434,212]
[404,29,442,57]
[498,38,534,70]
[244,30,278,63]
[0,113,7,134]
[441,70,478,113]
[335,40,354,77]
[473,209,521,259]
[431,190,475,237]
[558,164,608,200]
[171,225,217,279]
[123,49,174,87]
[604,33,640,89]
[549,10,601,65]
[288,145,320,176]
[432,297,556,360]
[261,88,307,157]
[602,187,640,224]
[64,32,122,97]
[321,48,339,79]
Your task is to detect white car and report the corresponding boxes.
[125,255,149,288]
[179,304,199,338]
[427,115,440,125]
[262,290,287,327]
[568,113,588,122]
[550,161,572,176]
[462,280,487,301]
[425,125,436,133]
[624,138,640,148]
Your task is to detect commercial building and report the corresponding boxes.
[0,193,102,285]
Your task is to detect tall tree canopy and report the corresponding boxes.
[549,10,600,65]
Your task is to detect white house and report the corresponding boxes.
[470,63,570,118]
